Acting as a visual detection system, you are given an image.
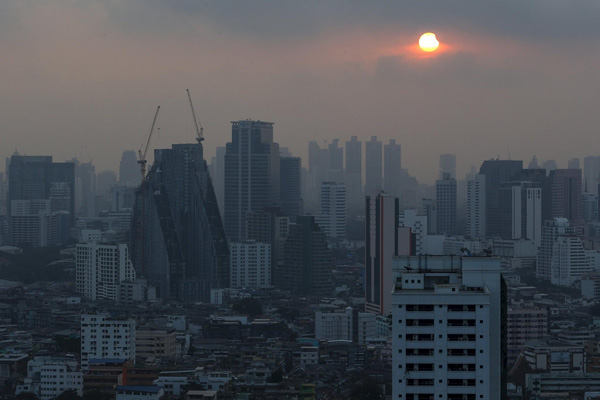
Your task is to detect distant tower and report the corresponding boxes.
[568,158,580,170]
[280,156,302,218]
[467,174,486,239]
[435,173,457,235]
[384,140,402,197]
[584,156,600,195]
[224,120,280,242]
[345,136,362,211]
[365,136,382,196]
[119,150,139,186]
[549,169,583,223]
[316,182,346,239]
[439,153,456,180]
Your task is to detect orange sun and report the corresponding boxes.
[419,32,440,52]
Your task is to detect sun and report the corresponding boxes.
[419,32,440,52]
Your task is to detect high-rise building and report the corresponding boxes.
[327,139,344,183]
[224,120,280,242]
[365,136,383,196]
[392,255,506,400]
[467,174,486,239]
[246,208,289,284]
[76,242,136,301]
[119,150,139,186]
[436,173,457,236]
[583,192,599,222]
[479,160,523,238]
[422,198,437,235]
[499,181,542,244]
[230,240,271,288]
[439,153,457,180]
[316,181,346,239]
[584,156,600,195]
[537,217,576,280]
[74,161,96,218]
[365,193,410,315]
[568,158,581,170]
[209,146,226,215]
[132,142,229,302]
[345,136,362,211]
[399,209,427,254]
[384,139,402,197]
[80,314,136,371]
[8,155,75,246]
[549,169,583,223]
[551,235,593,287]
[280,156,302,218]
[277,216,331,296]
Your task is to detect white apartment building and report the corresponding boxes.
[315,181,346,239]
[399,209,428,254]
[392,255,504,400]
[229,240,271,288]
[551,235,593,287]
[15,357,82,400]
[315,307,376,345]
[76,242,136,301]
[537,217,575,280]
[80,314,136,371]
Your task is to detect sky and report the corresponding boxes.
[1,0,600,183]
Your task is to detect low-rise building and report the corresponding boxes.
[523,340,586,373]
[116,385,163,400]
[15,356,83,400]
[315,307,376,344]
[136,326,177,360]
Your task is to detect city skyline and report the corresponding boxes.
[0,2,600,183]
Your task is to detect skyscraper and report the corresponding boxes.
[119,150,139,186]
[384,139,402,197]
[537,217,575,280]
[75,161,96,218]
[365,136,382,196]
[467,174,486,239]
[435,173,457,236]
[549,169,583,223]
[479,160,523,238]
[316,181,346,239]
[365,193,409,315]
[345,136,362,211]
[280,156,302,218]
[277,216,331,296]
[224,120,280,242]
[132,142,229,301]
[439,153,457,179]
[584,156,600,195]
[499,181,542,244]
[392,255,506,400]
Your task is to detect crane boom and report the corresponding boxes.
[137,105,161,181]
[186,89,204,142]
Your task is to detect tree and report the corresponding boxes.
[54,390,82,400]
[82,390,113,400]
[16,393,40,400]
[231,298,263,316]
[349,377,384,400]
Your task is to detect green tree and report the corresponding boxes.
[349,377,384,400]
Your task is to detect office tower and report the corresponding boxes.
[439,153,457,179]
[584,156,600,195]
[365,193,409,315]
[75,161,96,218]
[479,160,523,238]
[392,255,506,400]
[209,146,226,214]
[132,142,229,302]
[436,173,457,235]
[280,156,302,218]
[345,136,362,210]
[224,120,280,242]
[549,169,583,223]
[568,158,580,170]
[8,155,75,246]
[551,235,592,287]
[76,242,135,301]
[316,182,346,239]
[230,240,271,288]
[277,216,331,296]
[119,150,139,186]
[422,198,437,235]
[80,314,135,371]
[499,181,542,244]
[537,217,576,280]
[96,170,117,196]
[365,136,383,196]
[583,192,599,222]
[383,139,402,197]
[467,174,486,239]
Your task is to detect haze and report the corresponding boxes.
[1,0,599,183]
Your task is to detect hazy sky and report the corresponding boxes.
[1,1,600,183]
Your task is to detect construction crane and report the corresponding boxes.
[137,106,161,182]
[186,89,204,143]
